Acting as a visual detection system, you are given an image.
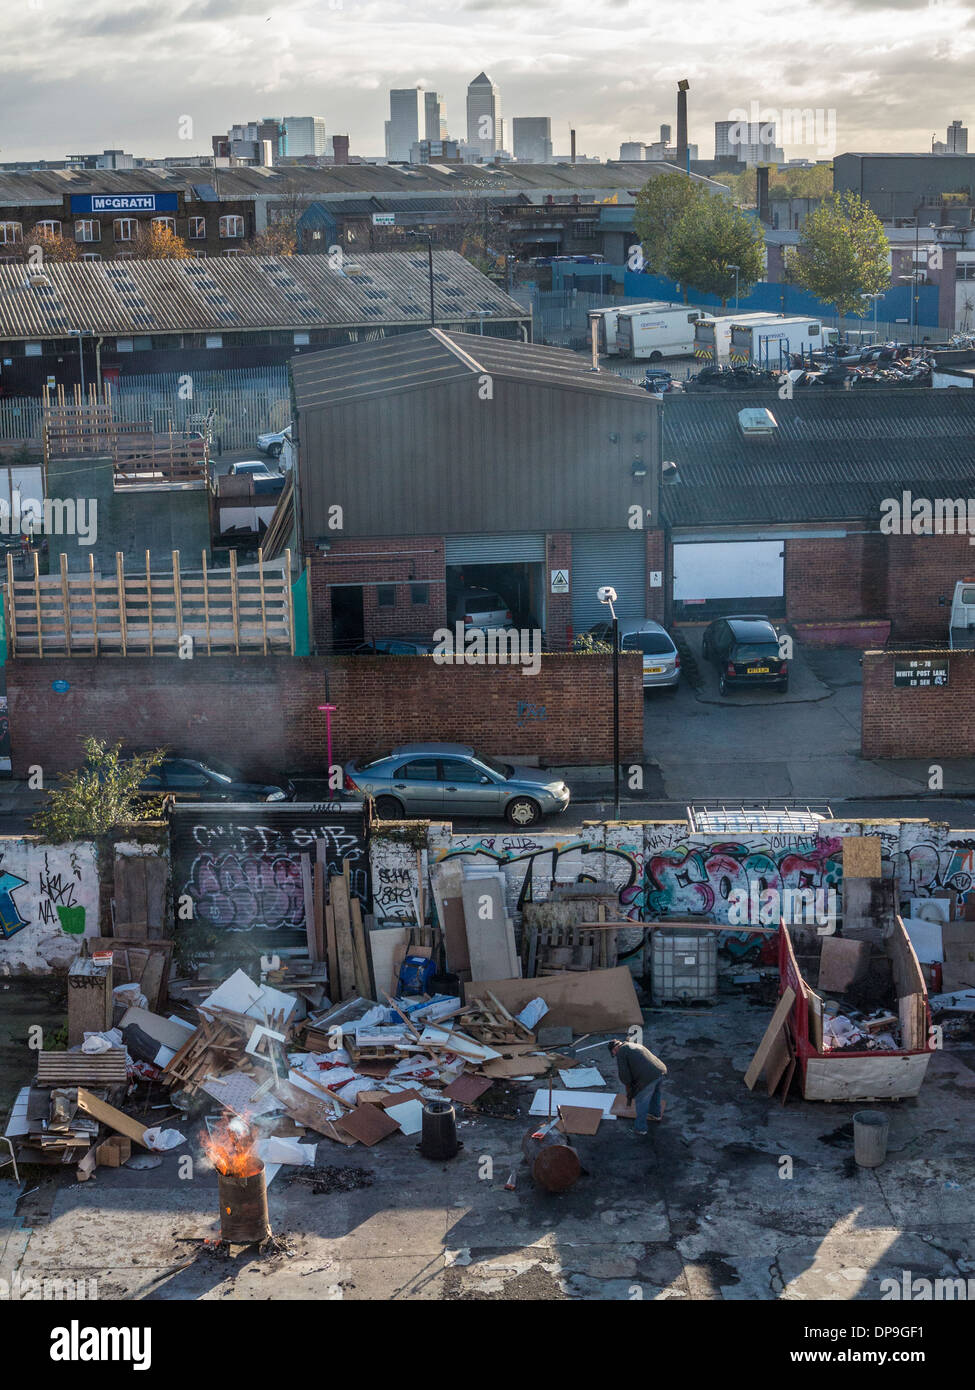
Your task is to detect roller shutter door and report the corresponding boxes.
[445,533,546,564]
[673,540,784,602]
[571,531,646,632]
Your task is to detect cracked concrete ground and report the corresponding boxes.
[3,980,973,1302]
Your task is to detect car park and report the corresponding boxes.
[585,618,681,689]
[136,756,294,802]
[701,615,789,694]
[343,742,570,826]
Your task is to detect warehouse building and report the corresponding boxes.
[0,250,529,393]
[290,329,662,651]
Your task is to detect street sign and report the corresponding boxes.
[550,569,569,594]
[893,658,949,689]
[372,213,396,226]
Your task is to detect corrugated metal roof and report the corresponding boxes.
[291,328,653,411]
[0,249,528,340]
[661,389,975,526]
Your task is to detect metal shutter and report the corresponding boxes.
[445,533,546,564]
[571,531,647,632]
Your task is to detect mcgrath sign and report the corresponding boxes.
[70,193,179,214]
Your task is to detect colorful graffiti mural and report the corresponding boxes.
[0,840,99,974]
[644,836,844,923]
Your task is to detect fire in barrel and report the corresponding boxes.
[202,1117,271,1245]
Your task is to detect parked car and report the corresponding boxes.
[585,619,680,689]
[229,460,279,480]
[701,615,789,694]
[352,635,437,655]
[449,588,514,632]
[135,756,294,802]
[343,742,570,827]
[256,425,292,459]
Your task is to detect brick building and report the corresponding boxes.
[660,389,975,642]
[290,330,662,651]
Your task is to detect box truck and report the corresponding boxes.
[616,304,703,360]
[588,302,673,356]
[729,316,829,368]
[693,311,782,364]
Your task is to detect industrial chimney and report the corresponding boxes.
[570,128,576,164]
[332,134,350,165]
[676,79,689,169]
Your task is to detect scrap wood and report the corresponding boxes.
[557,1105,602,1136]
[287,1069,356,1111]
[76,1088,150,1147]
[464,967,642,1032]
[743,988,796,1091]
[271,1080,358,1146]
[330,873,357,1001]
[349,893,371,999]
[336,1103,400,1146]
[36,1050,128,1086]
[444,1074,493,1105]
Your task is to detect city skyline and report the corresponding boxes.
[2,0,974,163]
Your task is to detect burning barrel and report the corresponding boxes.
[522,1126,582,1193]
[204,1119,271,1245]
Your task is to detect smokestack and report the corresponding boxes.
[332,134,350,165]
[676,79,689,168]
[570,128,576,164]
[757,166,771,224]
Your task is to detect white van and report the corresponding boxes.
[616,304,702,360]
[950,579,975,648]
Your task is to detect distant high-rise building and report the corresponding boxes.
[281,116,327,158]
[387,88,421,161]
[659,124,672,145]
[512,117,552,163]
[946,119,968,153]
[715,119,781,166]
[467,71,501,158]
[424,91,447,142]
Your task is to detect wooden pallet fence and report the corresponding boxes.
[5,547,293,656]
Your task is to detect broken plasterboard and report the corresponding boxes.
[558,1065,606,1089]
[383,1099,424,1135]
[199,969,298,1027]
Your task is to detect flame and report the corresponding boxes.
[201,1117,262,1178]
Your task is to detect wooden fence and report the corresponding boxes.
[5,548,294,657]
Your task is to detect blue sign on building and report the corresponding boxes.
[70,193,179,215]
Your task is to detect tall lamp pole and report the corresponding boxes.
[407,230,435,326]
[598,585,621,820]
[728,264,740,311]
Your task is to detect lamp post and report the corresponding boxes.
[407,230,435,326]
[860,292,883,343]
[727,264,740,311]
[598,585,620,820]
[70,328,88,395]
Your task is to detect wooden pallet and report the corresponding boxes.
[36,1050,128,1086]
[161,1018,252,1095]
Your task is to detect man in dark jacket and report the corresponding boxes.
[610,1037,667,1135]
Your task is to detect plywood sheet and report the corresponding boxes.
[444,1074,493,1104]
[743,988,796,1090]
[463,966,642,1032]
[803,1052,931,1101]
[843,835,882,879]
[557,1105,602,1135]
[817,937,871,993]
[440,895,470,973]
[610,1092,636,1118]
[337,1103,400,1146]
[76,1089,150,1147]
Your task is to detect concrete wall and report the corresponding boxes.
[6,652,644,779]
[862,649,975,758]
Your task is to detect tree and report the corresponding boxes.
[665,196,765,307]
[25,226,81,263]
[31,739,166,843]
[132,223,192,259]
[785,190,890,317]
[633,171,709,272]
[246,221,298,256]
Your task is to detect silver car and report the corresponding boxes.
[587,619,680,690]
[343,742,570,827]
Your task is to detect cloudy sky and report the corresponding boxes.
[2,0,973,163]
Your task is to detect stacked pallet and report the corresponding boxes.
[162,1016,257,1095]
[305,854,370,1002]
[36,1050,128,1087]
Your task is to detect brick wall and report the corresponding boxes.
[308,537,447,648]
[645,528,666,623]
[7,653,643,778]
[884,533,974,641]
[862,649,975,757]
[785,532,887,623]
[546,532,572,645]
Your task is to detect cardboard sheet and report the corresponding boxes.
[463,966,642,1031]
[528,1089,616,1118]
[557,1105,602,1136]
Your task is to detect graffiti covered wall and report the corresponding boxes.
[170,804,369,949]
[0,838,100,975]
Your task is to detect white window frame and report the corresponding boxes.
[116,338,134,353]
[113,218,137,242]
[25,342,43,357]
[205,334,223,349]
[82,252,101,262]
[219,215,244,239]
[36,220,62,238]
[221,248,243,257]
[75,219,101,243]
[152,216,176,234]
[0,223,23,245]
[187,216,206,240]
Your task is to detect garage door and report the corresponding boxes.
[673,540,784,602]
[445,533,546,564]
[571,531,647,632]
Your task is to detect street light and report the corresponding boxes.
[598,584,621,820]
[406,230,436,326]
[860,292,883,342]
[69,328,90,395]
[727,264,740,311]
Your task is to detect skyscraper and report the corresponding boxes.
[512,117,552,163]
[281,116,327,158]
[467,72,501,158]
[424,91,447,142]
[387,88,421,162]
